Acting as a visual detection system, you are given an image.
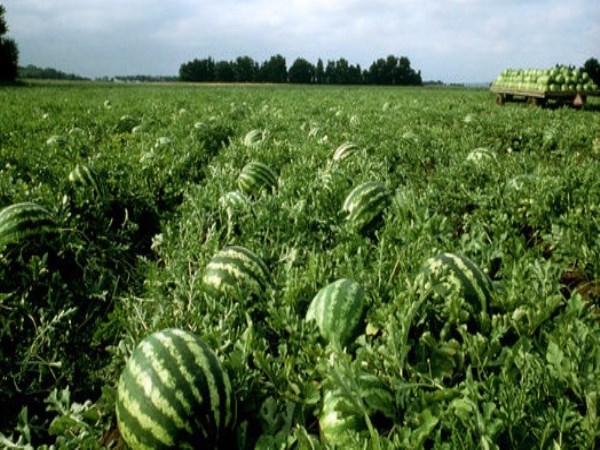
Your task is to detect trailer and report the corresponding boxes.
[491,85,598,109]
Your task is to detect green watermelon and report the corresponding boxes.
[218,191,250,210]
[319,390,364,445]
[68,163,103,197]
[306,279,367,348]
[416,252,492,334]
[202,246,269,298]
[237,162,277,196]
[342,181,391,233]
[0,202,55,250]
[46,134,68,146]
[332,142,359,162]
[116,328,235,449]
[242,129,264,147]
[320,372,394,445]
[466,147,496,164]
[116,114,139,133]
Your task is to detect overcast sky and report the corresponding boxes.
[2,0,599,82]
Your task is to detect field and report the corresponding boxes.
[1,82,599,448]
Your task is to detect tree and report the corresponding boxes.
[179,58,215,82]
[367,55,421,86]
[235,56,258,82]
[214,60,235,82]
[288,58,315,84]
[259,54,287,83]
[0,4,7,35]
[583,57,600,86]
[178,53,422,86]
[315,58,325,84]
[0,4,19,82]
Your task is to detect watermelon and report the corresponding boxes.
[68,163,103,197]
[319,390,364,445]
[116,328,235,449]
[332,142,359,162]
[46,135,67,146]
[415,253,492,334]
[0,202,55,250]
[116,115,139,133]
[242,129,264,147]
[466,147,496,164]
[237,162,277,196]
[218,191,250,211]
[342,181,391,233]
[320,373,394,445]
[202,246,269,298]
[306,279,367,348]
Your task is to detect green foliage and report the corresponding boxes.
[0,83,599,448]
[179,53,422,85]
[0,4,18,82]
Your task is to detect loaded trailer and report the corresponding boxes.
[490,86,597,108]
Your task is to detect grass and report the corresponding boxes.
[0,81,599,448]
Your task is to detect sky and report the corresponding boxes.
[2,0,599,83]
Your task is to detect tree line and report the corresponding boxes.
[179,54,423,85]
[0,4,18,82]
[18,64,89,81]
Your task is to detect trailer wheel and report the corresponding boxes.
[495,94,505,105]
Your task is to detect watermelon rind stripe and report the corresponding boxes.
[307,279,366,347]
[342,182,391,231]
[117,329,234,448]
[435,253,490,313]
[349,191,389,221]
[118,334,199,446]
[116,395,162,450]
[332,142,358,161]
[203,246,269,295]
[68,164,101,195]
[0,203,54,248]
[117,367,174,447]
[249,164,276,186]
[211,246,269,282]
[138,337,194,430]
[175,329,229,434]
[204,266,263,294]
[238,162,277,194]
[344,183,389,212]
[163,332,214,439]
[180,329,233,434]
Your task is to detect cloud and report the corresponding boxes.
[2,0,599,81]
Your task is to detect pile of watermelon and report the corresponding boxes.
[492,66,598,93]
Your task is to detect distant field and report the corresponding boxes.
[1,82,599,448]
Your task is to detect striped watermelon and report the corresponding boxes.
[116,114,139,133]
[319,390,364,445]
[320,373,394,445]
[116,328,235,449]
[466,147,496,164]
[237,162,277,196]
[68,164,103,197]
[202,246,269,298]
[46,135,68,146]
[242,129,264,147]
[306,279,367,348]
[416,253,492,333]
[0,202,55,249]
[218,191,250,211]
[332,142,359,162]
[342,181,391,233]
